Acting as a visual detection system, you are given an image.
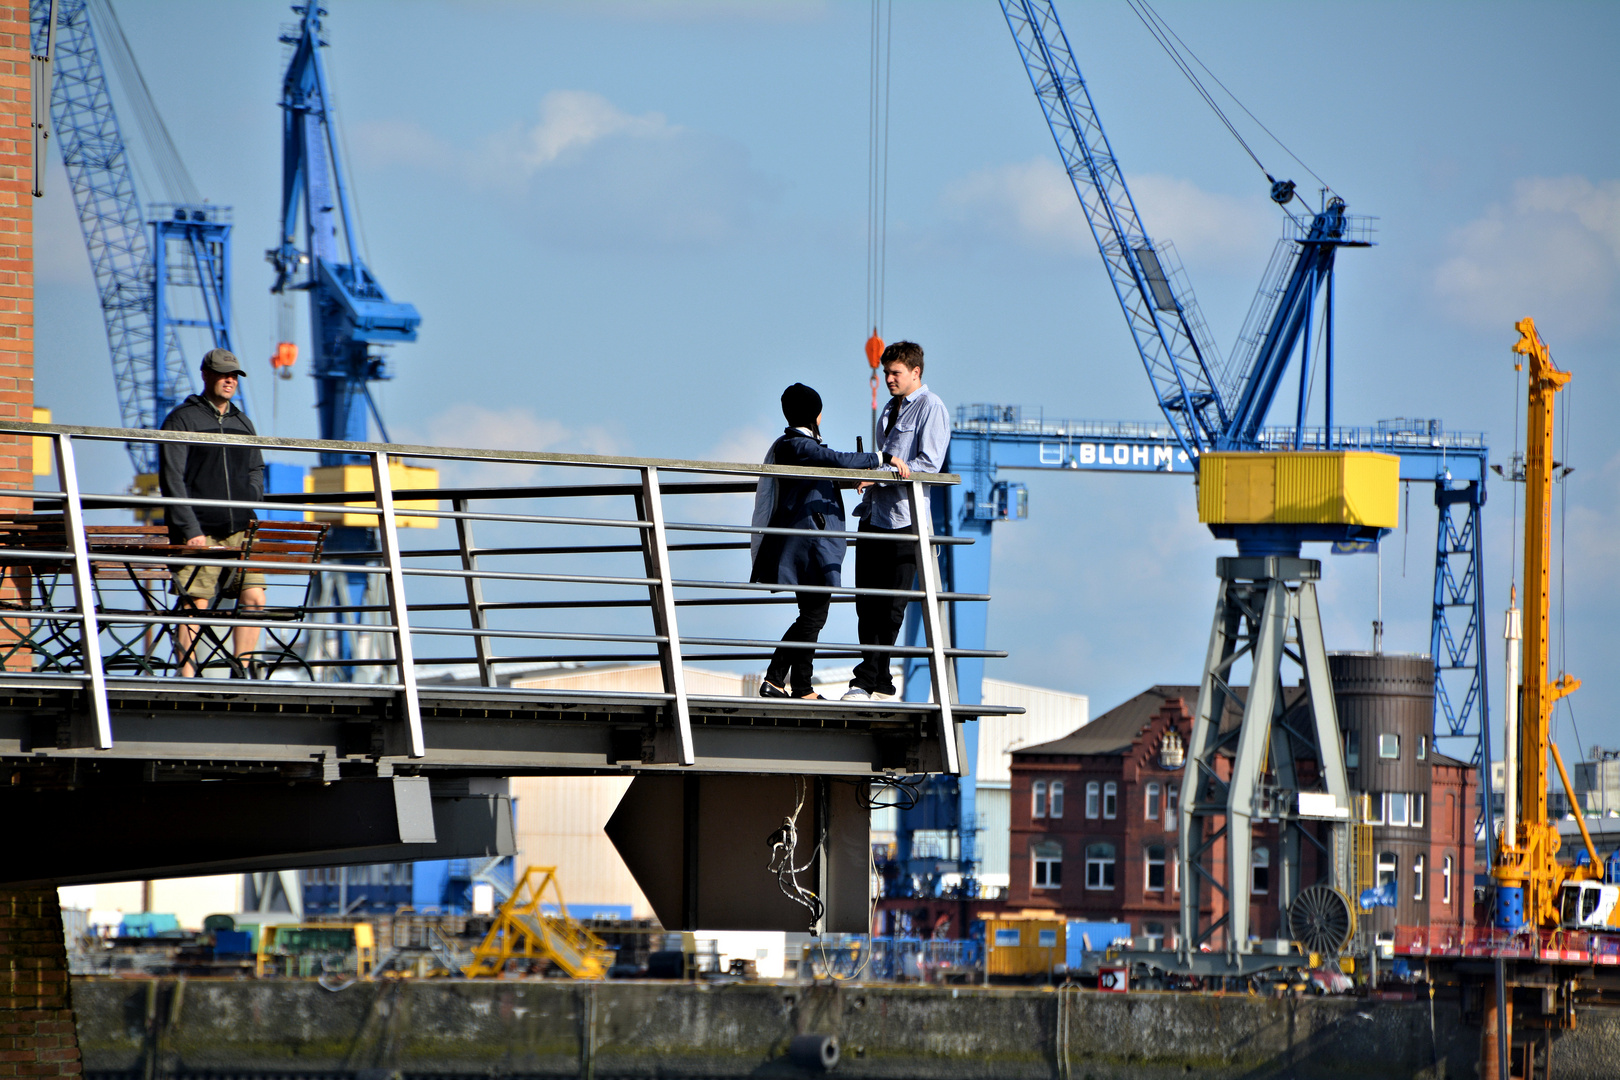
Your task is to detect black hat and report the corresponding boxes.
[781,383,822,428]
[201,348,246,377]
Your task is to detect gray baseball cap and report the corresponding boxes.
[201,348,246,376]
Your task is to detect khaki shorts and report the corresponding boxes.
[173,530,266,600]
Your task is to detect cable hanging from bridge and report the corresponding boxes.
[1124,0,1334,206]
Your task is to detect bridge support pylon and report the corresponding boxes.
[0,888,82,1076]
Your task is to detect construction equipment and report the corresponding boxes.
[268,2,433,677]
[462,866,615,980]
[32,0,236,477]
[1492,318,1597,932]
[255,921,376,980]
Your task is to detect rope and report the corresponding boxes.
[1125,0,1334,198]
[865,0,893,337]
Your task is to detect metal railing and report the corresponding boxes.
[0,423,994,771]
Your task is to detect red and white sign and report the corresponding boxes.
[1098,965,1129,993]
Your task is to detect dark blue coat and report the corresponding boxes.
[750,429,882,587]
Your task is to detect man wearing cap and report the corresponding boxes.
[158,349,267,676]
[749,383,908,699]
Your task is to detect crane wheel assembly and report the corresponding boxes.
[1287,885,1355,957]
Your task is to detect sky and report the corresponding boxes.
[35,1,1620,763]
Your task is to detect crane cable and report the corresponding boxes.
[1123,0,1334,204]
[90,0,199,205]
[864,0,894,441]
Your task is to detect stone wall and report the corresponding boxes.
[69,977,1620,1079]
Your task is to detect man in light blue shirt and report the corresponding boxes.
[846,341,950,700]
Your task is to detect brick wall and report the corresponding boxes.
[0,0,32,492]
[0,890,81,1078]
[0,0,33,667]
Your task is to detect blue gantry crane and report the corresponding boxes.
[34,0,236,475]
[887,1,1489,906]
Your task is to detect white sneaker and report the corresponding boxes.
[841,687,872,701]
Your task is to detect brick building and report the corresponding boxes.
[1009,663,1476,949]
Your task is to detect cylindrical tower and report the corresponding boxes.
[1330,653,1434,943]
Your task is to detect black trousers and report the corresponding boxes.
[765,591,832,696]
[851,520,918,693]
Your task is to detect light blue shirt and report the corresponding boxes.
[860,384,950,530]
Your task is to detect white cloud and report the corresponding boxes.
[705,425,774,467]
[355,91,778,250]
[940,157,1272,268]
[405,403,624,488]
[1434,176,1620,339]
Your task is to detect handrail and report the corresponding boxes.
[0,424,992,776]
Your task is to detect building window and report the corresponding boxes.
[1389,792,1409,827]
[1364,792,1385,825]
[1417,735,1428,760]
[1146,844,1166,891]
[1413,793,1424,828]
[1346,730,1359,769]
[1050,781,1065,819]
[1032,840,1063,889]
[1103,782,1118,819]
[1442,856,1453,904]
[1377,851,1398,891]
[1379,733,1400,759]
[1086,782,1100,819]
[1033,781,1047,818]
[1252,847,1270,895]
[1165,785,1178,831]
[1146,782,1161,821]
[1414,854,1425,901]
[1085,842,1116,889]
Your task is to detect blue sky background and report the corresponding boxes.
[36,1,1620,760]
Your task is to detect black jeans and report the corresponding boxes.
[765,592,832,696]
[851,520,918,693]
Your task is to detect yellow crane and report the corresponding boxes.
[1491,318,1604,933]
[462,866,615,979]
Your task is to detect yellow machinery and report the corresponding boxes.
[462,866,615,979]
[1491,318,1600,932]
[255,922,375,979]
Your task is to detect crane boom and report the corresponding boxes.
[999,0,1226,456]
[34,0,192,473]
[270,1,419,468]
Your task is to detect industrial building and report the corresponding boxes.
[1009,656,1478,950]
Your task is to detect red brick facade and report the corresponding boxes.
[0,0,32,494]
[0,890,81,1078]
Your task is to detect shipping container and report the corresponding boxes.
[984,915,1065,978]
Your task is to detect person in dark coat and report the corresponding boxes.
[750,384,908,698]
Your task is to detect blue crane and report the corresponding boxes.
[268,2,421,678]
[885,1,1489,903]
[269,1,419,470]
[33,0,235,475]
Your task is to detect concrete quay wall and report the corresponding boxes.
[71,978,1620,1079]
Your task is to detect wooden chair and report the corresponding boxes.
[232,518,329,679]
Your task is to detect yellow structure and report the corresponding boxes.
[462,866,615,980]
[983,915,1065,978]
[304,460,440,528]
[255,922,375,979]
[1493,318,1597,932]
[1196,451,1399,528]
[31,408,51,475]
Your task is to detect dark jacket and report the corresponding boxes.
[750,429,882,587]
[158,394,265,542]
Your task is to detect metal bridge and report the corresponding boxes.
[0,422,1009,910]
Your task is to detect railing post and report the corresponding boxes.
[370,452,424,758]
[452,498,495,688]
[910,479,958,775]
[54,433,111,749]
[638,467,693,766]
